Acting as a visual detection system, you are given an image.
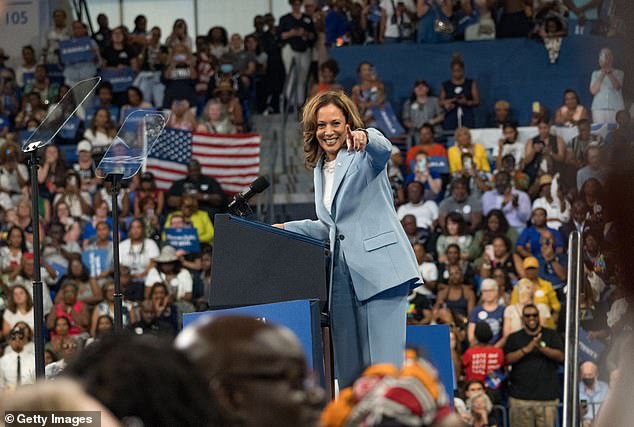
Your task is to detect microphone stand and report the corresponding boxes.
[106,173,124,330]
[27,151,45,379]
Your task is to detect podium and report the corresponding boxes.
[209,214,329,309]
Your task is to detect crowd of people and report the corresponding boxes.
[0,1,630,426]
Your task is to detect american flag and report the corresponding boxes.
[146,129,261,194]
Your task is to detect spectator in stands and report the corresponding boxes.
[42,221,81,269]
[478,235,521,284]
[436,211,474,262]
[554,89,590,127]
[397,180,438,230]
[309,59,342,97]
[448,127,490,174]
[489,99,514,128]
[54,171,92,220]
[93,14,111,49]
[208,26,229,59]
[121,86,152,120]
[49,316,80,360]
[131,172,164,218]
[148,282,178,332]
[44,9,70,64]
[81,199,111,244]
[90,281,136,335]
[569,119,604,167]
[438,243,476,288]
[577,146,607,190]
[175,315,324,427]
[503,278,550,336]
[63,21,100,87]
[405,123,448,168]
[144,245,193,305]
[84,315,114,347]
[0,142,28,210]
[401,214,430,248]
[464,321,504,385]
[1,285,33,337]
[166,99,197,131]
[471,209,519,259]
[532,174,570,230]
[516,207,563,258]
[498,153,530,192]
[196,99,237,134]
[212,80,244,132]
[468,279,506,346]
[513,256,560,327]
[164,195,214,245]
[440,54,480,131]
[579,360,608,423]
[24,65,59,105]
[83,222,114,279]
[402,80,444,140]
[165,19,193,51]
[83,108,117,158]
[279,0,317,109]
[58,258,101,305]
[47,282,90,336]
[438,177,483,233]
[504,303,564,427]
[378,0,416,43]
[129,299,175,336]
[496,122,524,169]
[15,45,37,88]
[351,61,385,125]
[224,33,255,90]
[135,26,165,108]
[325,0,351,46]
[434,264,476,323]
[536,15,567,64]
[0,324,35,389]
[405,151,443,198]
[590,48,624,124]
[166,158,226,220]
[119,218,160,284]
[91,81,120,122]
[560,198,589,249]
[523,119,567,185]
[415,0,454,43]
[482,171,531,232]
[14,92,47,130]
[163,45,198,110]
[497,0,532,37]
[51,201,81,243]
[1,78,20,118]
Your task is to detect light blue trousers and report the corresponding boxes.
[330,244,409,389]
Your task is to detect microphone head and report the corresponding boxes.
[249,176,270,194]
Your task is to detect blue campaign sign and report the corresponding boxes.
[45,64,65,85]
[58,115,80,139]
[371,102,405,138]
[59,37,95,65]
[48,261,67,284]
[164,227,201,253]
[82,249,110,278]
[183,299,322,371]
[100,67,134,93]
[407,324,455,399]
[428,155,450,174]
[579,327,605,363]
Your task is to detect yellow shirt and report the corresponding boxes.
[448,143,491,174]
[163,210,214,244]
[511,278,560,329]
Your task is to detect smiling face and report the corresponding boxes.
[316,104,347,162]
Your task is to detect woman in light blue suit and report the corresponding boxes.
[274,91,421,388]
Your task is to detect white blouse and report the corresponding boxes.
[322,159,337,215]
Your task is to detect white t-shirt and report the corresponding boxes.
[2,308,34,331]
[119,239,160,276]
[0,350,36,389]
[418,261,438,283]
[144,267,193,300]
[397,200,439,229]
[380,0,416,38]
[532,197,571,230]
[322,159,337,215]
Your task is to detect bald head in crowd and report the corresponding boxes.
[175,316,324,427]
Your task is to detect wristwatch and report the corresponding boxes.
[540,340,547,348]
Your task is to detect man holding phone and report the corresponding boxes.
[482,171,531,232]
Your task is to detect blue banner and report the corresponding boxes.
[100,67,134,93]
[579,327,605,363]
[82,249,110,278]
[371,102,405,138]
[428,155,450,174]
[59,37,95,65]
[58,115,80,139]
[183,300,320,370]
[44,64,64,85]
[48,261,67,284]
[407,324,455,399]
[164,227,200,253]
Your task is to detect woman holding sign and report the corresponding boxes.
[274,91,420,388]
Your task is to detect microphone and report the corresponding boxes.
[228,176,270,217]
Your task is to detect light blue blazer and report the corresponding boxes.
[285,128,421,301]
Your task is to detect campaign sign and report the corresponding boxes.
[44,64,65,85]
[183,299,323,377]
[82,248,109,278]
[58,115,80,139]
[371,102,405,138]
[429,156,450,174]
[100,67,134,92]
[59,37,95,65]
[164,227,201,253]
[407,324,455,400]
[579,327,605,363]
